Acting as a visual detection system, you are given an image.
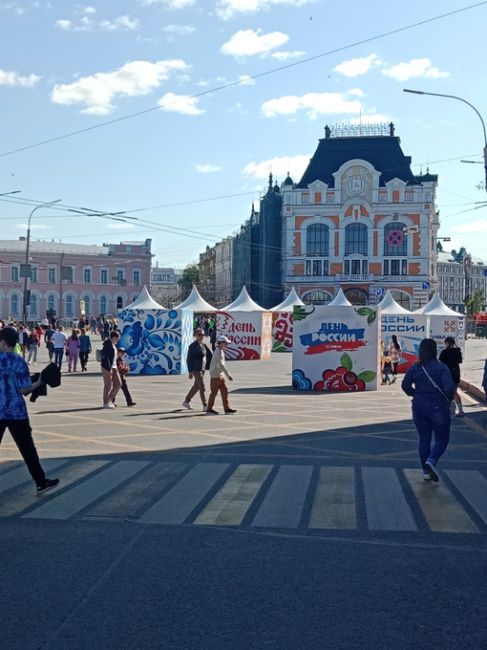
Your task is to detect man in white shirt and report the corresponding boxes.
[51,326,67,369]
[206,336,236,415]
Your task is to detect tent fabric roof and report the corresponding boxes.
[377,290,411,314]
[223,286,266,312]
[174,285,217,312]
[125,286,165,310]
[271,287,305,312]
[417,293,462,316]
[328,288,352,307]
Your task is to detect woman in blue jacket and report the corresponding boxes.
[401,338,455,482]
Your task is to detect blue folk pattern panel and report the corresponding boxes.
[117,308,187,375]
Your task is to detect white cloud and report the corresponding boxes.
[1,2,25,15]
[450,219,487,235]
[55,18,71,29]
[158,92,204,115]
[382,58,449,82]
[271,50,305,61]
[140,0,195,8]
[51,59,188,115]
[0,68,41,87]
[107,222,137,230]
[221,28,288,58]
[242,154,310,181]
[82,5,96,14]
[261,91,362,119]
[334,54,381,78]
[217,0,312,20]
[16,223,52,230]
[195,163,221,173]
[163,24,195,34]
[348,88,365,97]
[99,15,140,31]
[238,74,255,86]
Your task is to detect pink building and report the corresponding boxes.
[0,238,152,322]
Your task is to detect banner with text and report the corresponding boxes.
[217,311,272,360]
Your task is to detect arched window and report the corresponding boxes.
[302,290,333,306]
[47,295,56,313]
[29,294,38,316]
[391,290,411,309]
[384,223,407,256]
[306,224,329,257]
[100,296,108,315]
[82,295,91,316]
[10,294,19,316]
[345,223,368,256]
[65,295,73,317]
[116,296,123,311]
[344,288,369,305]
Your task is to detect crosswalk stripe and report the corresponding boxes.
[309,467,356,529]
[0,460,108,517]
[0,458,69,496]
[251,465,313,529]
[403,469,478,534]
[362,467,417,531]
[194,464,272,526]
[139,463,230,525]
[23,460,149,520]
[445,470,487,525]
[86,462,188,519]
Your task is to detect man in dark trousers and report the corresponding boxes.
[0,327,60,495]
[182,328,212,411]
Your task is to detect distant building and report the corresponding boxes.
[437,247,487,312]
[199,245,216,304]
[150,265,183,308]
[214,237,233,308]
[0,238,152,321]
[282,123,439,309]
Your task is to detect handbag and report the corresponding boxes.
[421,365,456,416]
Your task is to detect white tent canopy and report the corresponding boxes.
[271,287,305,312]
[175,285,217,312]
[223,286,266,312]
[125,285,165,310]
[328,288,352,307]
[417,292,460,316]
[378,290,411,314]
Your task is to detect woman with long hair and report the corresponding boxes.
[439,337,464,417]
[388,334,402,383]
[401,338,456,482]
[66,328,80,373]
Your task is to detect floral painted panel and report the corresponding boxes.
[272,312,293,352]
[117,308,193,375]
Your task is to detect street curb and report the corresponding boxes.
[460,379,485,403]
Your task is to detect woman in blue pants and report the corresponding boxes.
[401,338,456,482]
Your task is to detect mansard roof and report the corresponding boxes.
[296,135,419,188]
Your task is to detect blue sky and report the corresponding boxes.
[1,0,486,268]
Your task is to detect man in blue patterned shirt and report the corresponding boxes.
[0,327,59,495]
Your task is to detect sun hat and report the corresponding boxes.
[217,335,230,343]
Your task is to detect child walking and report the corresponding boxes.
[115,347,136,407]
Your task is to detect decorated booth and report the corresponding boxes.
[419,293,466,353]
[270,287,304,352]
[117,286,193,375]
[292,303,380,392]
[175,285,217,313]
[217,286,272,360]
[379,290,427,371]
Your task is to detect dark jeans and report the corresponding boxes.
[54,347,64,369]
[412,400,451,467]
[0,419,46,486]
[79,351,89,369]
[120,377,134,406]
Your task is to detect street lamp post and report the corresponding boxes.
[22,199,61,324]
[403,88,487,193]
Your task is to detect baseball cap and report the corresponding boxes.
[217,335,230,343]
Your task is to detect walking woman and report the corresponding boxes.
[66,329,80,372]
[439,337,464,417]
[100,330,121,409]
[401,338,456,482]
[27,326,39,365]
[79,328,92,372]
[388,334,402,383]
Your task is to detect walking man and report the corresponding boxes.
[100,330,121,409]
[206,335,236,415]
[182,328,212,411]
[51,326,67,369]
[0,327,59,495]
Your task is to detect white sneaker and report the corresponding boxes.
[103,402,115,409]
[423,473,432,481]
[182,401,193,410]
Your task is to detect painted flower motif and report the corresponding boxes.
[292,369,312,390]
[313,366,366,392]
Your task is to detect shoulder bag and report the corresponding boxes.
[421,365,456,416]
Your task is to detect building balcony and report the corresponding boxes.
[335,274,374,282]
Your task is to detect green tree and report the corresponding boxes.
[178,264,200,300]
[464,289,485,315]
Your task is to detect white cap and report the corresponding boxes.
[217,335,230,343]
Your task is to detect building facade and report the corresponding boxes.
[214,237,233,308]
[198,245,216,304]
[282,124,439,309]
[0,238,152,321]
[150,265,182,308]
[437,248,487,311]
